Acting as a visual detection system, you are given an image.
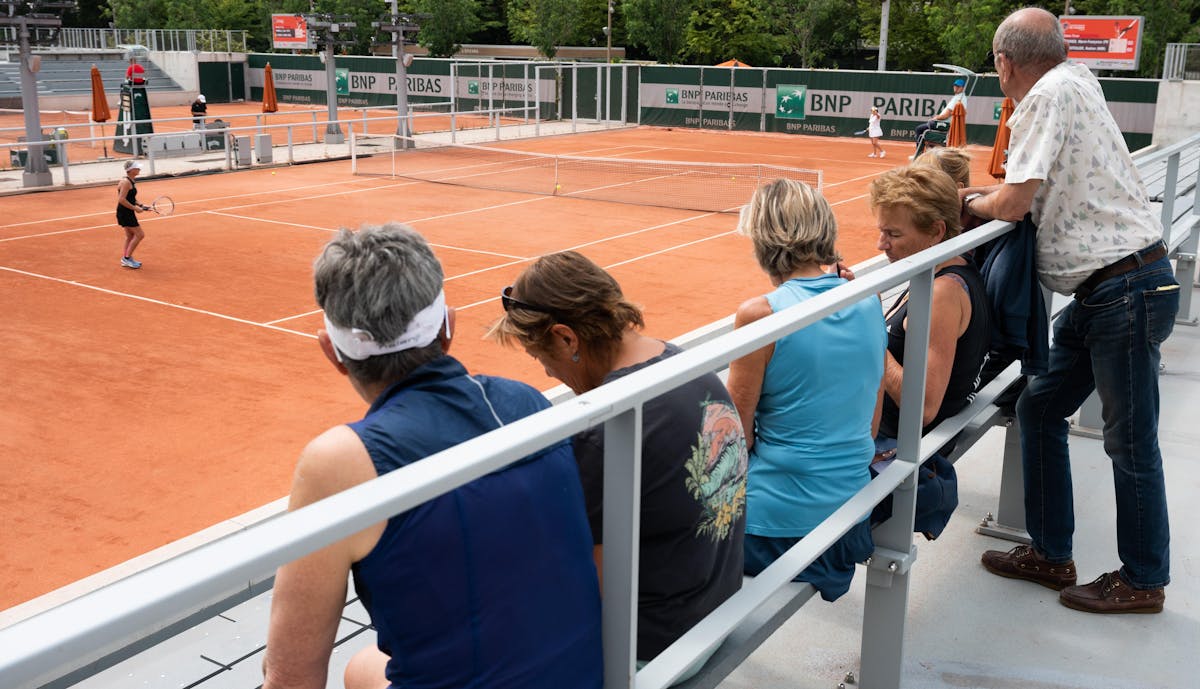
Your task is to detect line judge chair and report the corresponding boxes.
[914,64,978,156]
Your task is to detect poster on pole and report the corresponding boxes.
[1059,15,1143,71]
[272,15,315,51]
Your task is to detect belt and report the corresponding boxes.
[1074,241,1167,301]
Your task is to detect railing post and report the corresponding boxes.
[1173,161,1200,323]
[602,408,642,689]
[860,268,930,689]
[976,415,1032,542]
[1161,152,1180,236]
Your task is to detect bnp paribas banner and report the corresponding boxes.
[640,66,1157,151]
[246,54,556,110]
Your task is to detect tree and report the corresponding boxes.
[683,0,780,67]
[624,0,693,63]
[766,0,859,68]
[925,0,1016,73]
[403,0,481,57]
[506,0,584,58]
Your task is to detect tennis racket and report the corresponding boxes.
[141,195,175,216]
[853,129,868,136]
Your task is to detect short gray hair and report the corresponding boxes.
[314,222,445,385]
[994,7,1067,70]
[737,179,840,281]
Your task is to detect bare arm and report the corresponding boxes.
[725,296,775,450]
[964,179,1042,223]
[263,426,384,689]
[881,275,971,427]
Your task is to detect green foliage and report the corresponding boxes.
[403,0,481,57]
[683,0,780,67]
[925,0,1016,73]
[506,0,585,58]
[624,0,693,63]
[765,0,859,69]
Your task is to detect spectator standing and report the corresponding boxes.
[967,7,1180,614]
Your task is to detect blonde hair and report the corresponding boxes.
[869,166,963,240]
[487,251,643,359]
[913,147,972,188]
[737,178,840,281]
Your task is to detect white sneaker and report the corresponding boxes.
[880,151,887,158]
[868,153,877,158]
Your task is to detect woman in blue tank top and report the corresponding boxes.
[726,179,886,601]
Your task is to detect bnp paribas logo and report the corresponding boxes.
[776,84,807,120]
[665,87,679,104]
[467,80,480,95]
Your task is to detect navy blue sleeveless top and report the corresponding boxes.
[879,263,991,439]
[348,355,602,689]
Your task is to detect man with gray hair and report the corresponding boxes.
[263,223,603,688]
[964,8,1179,614]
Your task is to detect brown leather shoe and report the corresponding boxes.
[981,544,1077,590]
[1060,571,1164,614]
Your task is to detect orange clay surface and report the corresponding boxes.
[0,125,998,609]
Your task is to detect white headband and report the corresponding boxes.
[323,290,449,361]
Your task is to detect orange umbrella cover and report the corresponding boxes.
[716,59,752,68]
[947,102,967,148]
[262,63,279,113]
[90,64,110,123]
[988,97,1015,180]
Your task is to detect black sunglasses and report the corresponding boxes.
[501,285,568,321]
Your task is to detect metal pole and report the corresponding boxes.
[17,19,52,187]
[605,0,613,64]
[394,25,411,142]
[879,0,891,71]
[324,47,344,144]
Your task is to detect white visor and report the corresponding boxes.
[323,290,448,361]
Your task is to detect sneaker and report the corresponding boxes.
[1060,571,1164,614]
[868,153,877,158]
[981,544,1077,590]
[880,151,887,158]
[120,257,136,268]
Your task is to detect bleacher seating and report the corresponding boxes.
[0,52,181,107]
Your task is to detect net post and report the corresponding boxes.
[450,62,458,143]
[572,64,578,133]
[595,63,602,125]
[488,63,495,129]
[310,112,318,145]
[286,126,294,164]
[349,126,357,174]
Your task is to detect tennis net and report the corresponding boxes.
[350,133,822,214]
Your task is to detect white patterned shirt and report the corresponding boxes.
[1004,61,1162,294]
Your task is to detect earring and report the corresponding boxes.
[571,353,580,363]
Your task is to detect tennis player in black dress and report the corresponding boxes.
[116,160,146,269]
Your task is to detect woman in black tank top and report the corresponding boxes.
[870,165,991,441]
[115,160,147,269]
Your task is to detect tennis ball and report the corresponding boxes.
[555,184,561,190]
[271,171,276,175]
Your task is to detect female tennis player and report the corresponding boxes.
[115,160,146,269]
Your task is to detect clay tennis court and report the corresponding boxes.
[0,126,996,609]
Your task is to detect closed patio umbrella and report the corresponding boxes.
[716,59,752,68]
[988,97,1014,180]
[90,64,111,158]
[947,102,967,148]
[262,63,279,113]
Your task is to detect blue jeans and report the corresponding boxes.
[1016,255,1179,589]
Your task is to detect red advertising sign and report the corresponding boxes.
[1059,15,1143,71]
[272,15,314,51]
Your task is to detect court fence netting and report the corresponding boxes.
[349,132,823,214]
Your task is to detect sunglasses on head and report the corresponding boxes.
[501,285,568,321]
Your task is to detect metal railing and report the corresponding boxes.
[0,132,1196,689]
[1163,43,1200,81]
[54,28,248,53]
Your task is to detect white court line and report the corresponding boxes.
[0,265,316,340]
[0,177,385,230]
[207,210,531,261]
